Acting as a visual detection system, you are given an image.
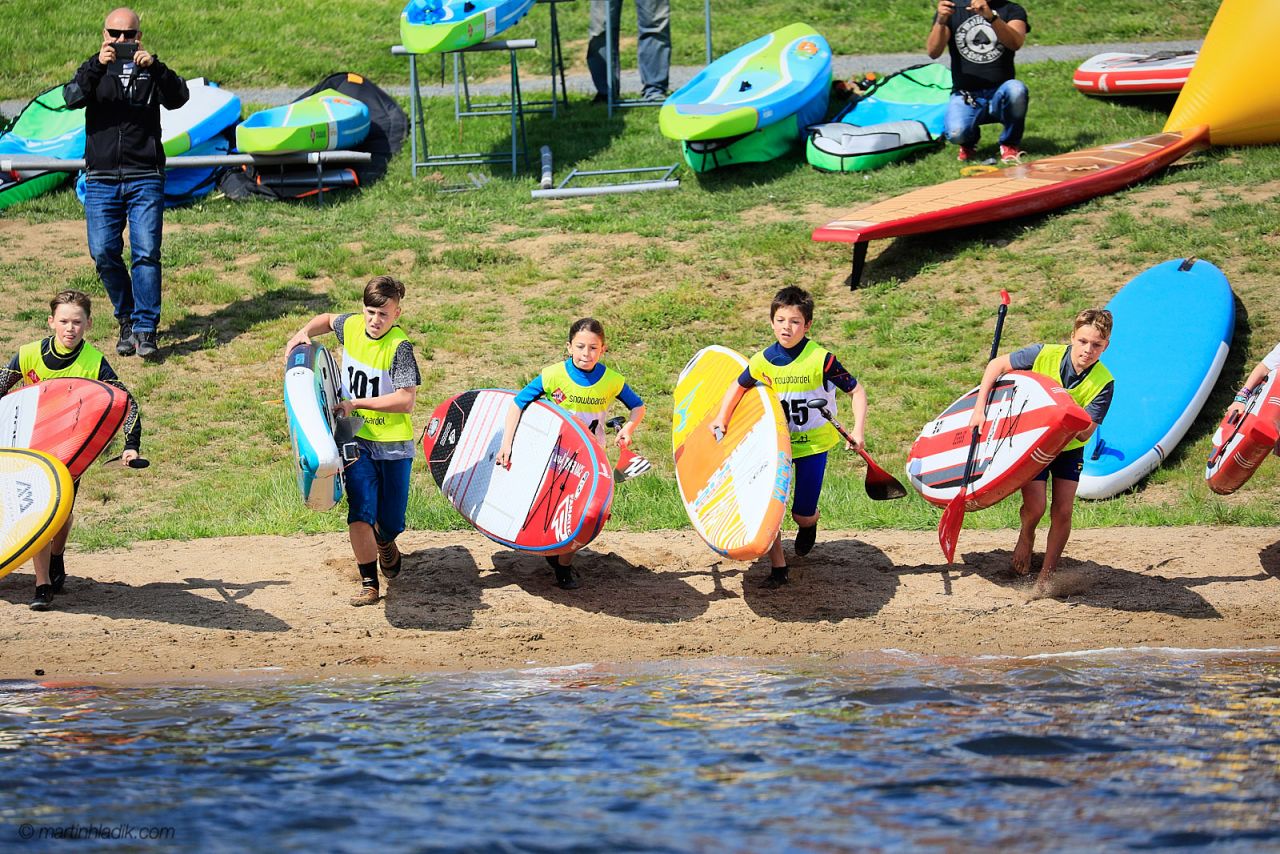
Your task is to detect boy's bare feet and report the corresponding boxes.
[1011,534,1034,576]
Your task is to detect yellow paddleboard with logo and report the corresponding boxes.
[672,346,791,560]
[0,448,74,579]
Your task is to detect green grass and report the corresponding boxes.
[2,0,1219,101]
[1,48,1278,547]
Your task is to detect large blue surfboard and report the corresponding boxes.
[1078,258,1234,499]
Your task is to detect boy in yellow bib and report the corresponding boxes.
[496,318,646,589]
[0,290,143,611]
[287,276,421,606]
[711,287,868,588]
[968,308,1114,592]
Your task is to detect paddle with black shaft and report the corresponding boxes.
[606,416,652,482]
[938,290,1011,563]
[804,400,906,500]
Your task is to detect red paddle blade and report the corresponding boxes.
[858,449,907,501]
[614,445,653,482]
[938,491,967,563]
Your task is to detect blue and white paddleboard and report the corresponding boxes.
[1078,258,1234,499]
[284,342,347,511]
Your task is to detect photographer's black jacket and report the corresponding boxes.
[63,55,189,175]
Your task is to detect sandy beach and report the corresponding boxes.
[2,526,1277,679]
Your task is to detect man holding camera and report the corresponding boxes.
[927,0,1029,165]
[64,8,188,361]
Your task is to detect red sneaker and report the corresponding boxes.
[1000,144,1025,164]
[956,145,977,162]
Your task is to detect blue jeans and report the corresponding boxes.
[84,174,165,335]
[587,0,671,98]
[345,448,412,541]
[944,79,1029,149]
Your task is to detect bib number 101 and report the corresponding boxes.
[347,367,380,399]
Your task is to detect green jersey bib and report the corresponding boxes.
[540,360,626,442]
[1032,343,1113,452]
[340,315,414,443]
[18,339,104,385]
[748,340,839,457]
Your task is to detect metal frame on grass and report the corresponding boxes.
[393,40,534,179]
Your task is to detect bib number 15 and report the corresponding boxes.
[785,399,815,427]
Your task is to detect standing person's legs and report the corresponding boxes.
[345,450,382,604]
[374,457,412,579]
[123,174,165,353]
[635,0,671,99]
[1013,479,1048,575]
[944,92,984,152]
[586,0,623,99]
[1038,477,1078,590]
[84,180,135,336]
[989,79,1029,148]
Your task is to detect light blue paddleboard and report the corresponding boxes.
[283,342,347,511]
[1078,258,1234,499]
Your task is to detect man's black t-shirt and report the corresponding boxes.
[946,1,1030,92]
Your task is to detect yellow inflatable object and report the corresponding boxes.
[1165,0,1280,145]
[0,448,73,579]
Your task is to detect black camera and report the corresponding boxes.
[113,41,138,62]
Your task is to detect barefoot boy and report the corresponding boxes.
[968,308,1114,591]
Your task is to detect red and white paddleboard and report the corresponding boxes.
[1205,370,1280,495]
[906,371,1092,510]
[0,378,129,479]
[1073,51,1197,96]
[422,389,614,554]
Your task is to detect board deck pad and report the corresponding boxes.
[423,389,614,553]
[813,128,1209,246]
[672,346,791,560]
[0,448,74,579]
[1206,370,1280,495]
[907,371,1092,510]
[283,342,346,511]
[0,378,128,479]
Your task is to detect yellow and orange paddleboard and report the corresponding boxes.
[0,448,74,579]
[672,346,791,560]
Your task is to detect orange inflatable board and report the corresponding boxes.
[0,378,129,478]
[1205,370,1280,495]
[672,346,791,561]
[1166,0,1280,146]
[0,448,74,580]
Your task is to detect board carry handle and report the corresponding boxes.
[102,453,150,469]
[938,289,1010,563]
[805,400,906,500]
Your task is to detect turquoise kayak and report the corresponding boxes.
[236,89,370,154]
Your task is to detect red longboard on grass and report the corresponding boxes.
[0,378,129,478]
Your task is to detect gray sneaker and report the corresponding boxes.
[116,322,136,356]
[133,330,159,361]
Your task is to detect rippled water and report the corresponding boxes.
[2,651,1279,851]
